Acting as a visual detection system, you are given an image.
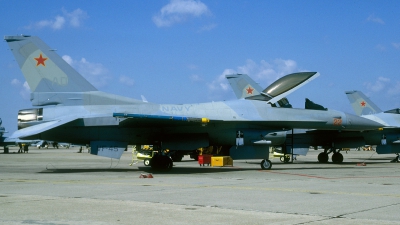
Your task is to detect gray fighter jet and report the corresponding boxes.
[0,118,38,153]
[4,35,382,170]
[346,90,400,162]
[226,73,382,163]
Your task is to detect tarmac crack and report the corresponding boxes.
[292,202,400,224]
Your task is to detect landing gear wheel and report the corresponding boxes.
[331,152,343,163]
[144,159,150,166]
[150,155,173,171]
[171,154,183,162]
[280,156,290,163]
[318,152,329,163]
[260,159,272,170]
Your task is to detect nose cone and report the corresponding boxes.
[345,113,383,130]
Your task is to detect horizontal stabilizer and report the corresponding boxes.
[10,117,78,139]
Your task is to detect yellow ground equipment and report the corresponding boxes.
[211,156,233,167]
[137,151,158,166]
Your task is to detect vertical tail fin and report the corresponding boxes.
[225,74,263,99]
[345,90,382,116]
[4,35,97,93]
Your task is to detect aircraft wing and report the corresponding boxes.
[10,117,79,139]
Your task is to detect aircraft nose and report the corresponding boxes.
[345,113,383,130]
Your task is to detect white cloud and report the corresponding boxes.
[11,79,21,86]
[190,74,202,82]
[364,76,390,92]
[63,8,88,27]
[198,23,217,32]
[34,16,66,30]
[27,8,87,30]
[375,44,386,51]
[237,59,298,83]
[153,0,210,27]
[392,43,400,50]
[388,81,400,96]
[207,59,300,100]
[119,75,135,86]
[207,68,236,91]
[364,77,400,100]
[62,55,111,88]
[187,64,198,70]
[367,14,385,25]
[11,79,30,100]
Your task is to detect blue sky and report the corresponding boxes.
[1,1,400,134]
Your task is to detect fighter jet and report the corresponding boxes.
[4,35,382,170]
[0,118,16,152]
[226,73,380,163]
[0,118,39,153]
[346,90,400,162]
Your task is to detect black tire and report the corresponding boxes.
[150,155,173,171]
[150,154,161,170]
[171,154,183,162]
[260,159,272,170]
[144,159,150,166]
[331,152,343,163]
[284,155,290,163]
[318,152,329,163]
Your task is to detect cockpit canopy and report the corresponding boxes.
[384,108,400,114]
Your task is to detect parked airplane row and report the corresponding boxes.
[227,73,400,163]
[2,35,398,171]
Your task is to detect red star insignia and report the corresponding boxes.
[246,86,254,94]
[361,101,366,107]
[34,53,48,67]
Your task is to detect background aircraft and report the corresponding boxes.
[346,90,400,162]
[0,118,40,153]
[226,73,383,163]
[4,35,382,170]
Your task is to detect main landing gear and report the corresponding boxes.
[390,154,400,163]
[318,148,343,163]
[150,153,173,171]
[260,159,272,170]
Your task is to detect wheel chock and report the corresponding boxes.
[139,173,154,178]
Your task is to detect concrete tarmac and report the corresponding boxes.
[1,146,400,225]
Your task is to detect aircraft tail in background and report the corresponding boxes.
[345,90,382,116]
[4,35,97,93]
